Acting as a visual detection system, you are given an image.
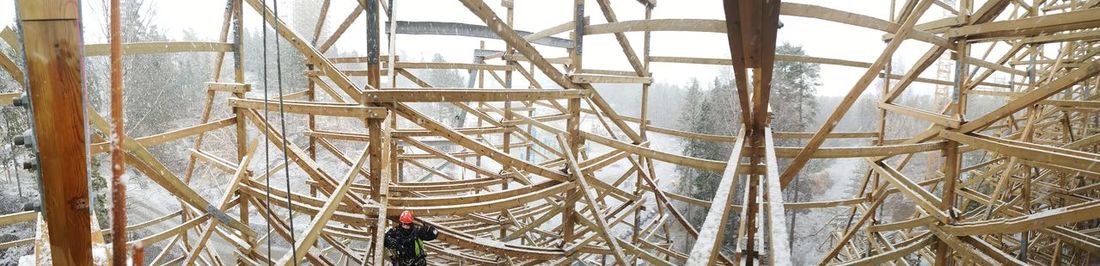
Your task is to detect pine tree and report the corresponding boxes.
[768,43,823,249]
[675,43,824,251]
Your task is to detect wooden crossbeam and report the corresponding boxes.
[943,131,1100,177]
[206,82,251,94]
[570,74,652,84]
[945,8,1100,40]
[878,102,962,128]
[229,98,389,118]
[83,41,233,56]
[363,89,587,102]
[91,117,236,154]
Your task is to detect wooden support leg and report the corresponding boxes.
[17,1,93,264]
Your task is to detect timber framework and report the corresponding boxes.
[2,0,1100,265]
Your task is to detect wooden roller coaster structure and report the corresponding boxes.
[2,0,1100,265]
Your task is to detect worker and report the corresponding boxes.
[384,210,438,266]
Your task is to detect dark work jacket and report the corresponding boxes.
[384,224,438,266]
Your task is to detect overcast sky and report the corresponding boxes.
[1,0,990,96]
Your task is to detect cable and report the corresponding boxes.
[272,0,300,264]
[260,0,273,262]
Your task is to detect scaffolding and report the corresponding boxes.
[1,0,1100,265]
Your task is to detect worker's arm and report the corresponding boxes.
[383,228,400,249]
[417,224,438,241]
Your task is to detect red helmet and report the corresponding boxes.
[400,210,414,224]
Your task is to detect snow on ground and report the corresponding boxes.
[789,158,862,265]
[0,166,37,265]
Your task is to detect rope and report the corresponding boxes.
[271,0,301,264]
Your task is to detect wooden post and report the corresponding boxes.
[636,6,655,264]
[368,115,391,264]
[937,6,969,262]
[232,0,247,162]
[561,0,585,248]
[366,0,381,89]
[501,0,515,241]
[17,0,94,264]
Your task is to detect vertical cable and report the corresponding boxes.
[260,0,273,261]
[271,0,299,264]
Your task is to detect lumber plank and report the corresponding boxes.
[685,128,746,264]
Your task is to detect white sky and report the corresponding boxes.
[1,0,984,96]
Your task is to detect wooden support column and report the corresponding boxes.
[368,115,391,264]
[230,0,249,218]
[17,0,94,264]
[937,17,968,263]
[501,0,515,241]
[366,0,381,89]
[936,141,960,265]
[228,0,248,162]
[634,5,655,264]
[560,0,584,249]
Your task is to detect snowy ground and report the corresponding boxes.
[0,166,37,265]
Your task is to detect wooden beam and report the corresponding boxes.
[779,0,935,188]
[83,41,233,56]
[867,159,949,223]
[837,234,935,266]
[278,144,371,265]
[556,135,629,265]
[91,117,236,154]
[593,0,646,75]
[945,8,1100,40]
[570,74,652,84]
[228,98,388,118]
[88,111,253,236]
[943,131,1100,174]
[878,102,962,128]
[0,211,38,226]
[180,140,259,266]
[17,1,93,263]
[363,89,587,102]
[763,128,792,265]
[206,82,251,94]
[457,0,643,143]
[0,52,24,86]
[367,115,392,263]
[685,128,746,264]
